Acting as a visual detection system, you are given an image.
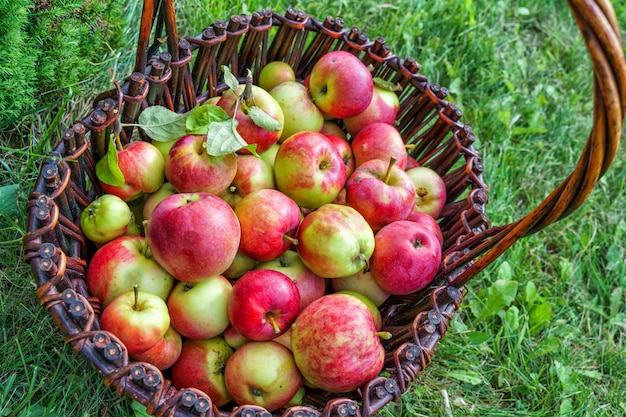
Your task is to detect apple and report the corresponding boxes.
[217,84,284,154]
[86,235,175,307]
[319,120,347,140]
[171,336,234,407]
[370,220,442,295]
[272,325,292,351]
[220,154,276,209]
[332,188,347,205]
[296,204,375,278]
[324,134,355,179]
[223,325,250,349]
[80,194,133,244]
[255,250,327,312]
[151,138,178,161]
[406,210,444,244]
[291,293,385,393]
[258,61,296,92]
[351,122,408,169]
[259,142,280,169]
[131,326,182,370]
[228,269,300,341]
[405,166,447,219]
[335,290,382,330]
[100,287,170,356]
[142,182,177,220]
[331,268,390,307]
[224,341,303,412]
[235,189,301,262]
[146,192,241,282]
[165,134,237,195]
[167,276,233,340]
[99,141,166,202]
[308,50,373,119]
[405,154,420,170]
[286,386,306,407]
[345,157,415,232]
[223,249,257,280]
[342,84,400,137]
[270,81,324,141]
[274,131,346,209]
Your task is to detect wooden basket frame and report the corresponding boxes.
[23,1,624,417]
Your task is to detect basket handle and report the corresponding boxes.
[449,0,625,287]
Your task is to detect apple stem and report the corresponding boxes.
[283,234,299,247]
[266,314,281,334]
[376,331,393,340]
[243,69,255,107]
[383,156,397,184]
[113,132,124,152]
[133,285,140,311]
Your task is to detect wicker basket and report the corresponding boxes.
[23,0,625,416]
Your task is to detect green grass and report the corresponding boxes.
[1,0,625,416]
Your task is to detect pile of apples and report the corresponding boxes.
[80,50,448,412]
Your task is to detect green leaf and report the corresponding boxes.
[95,137,125,186]
[131,401,151,417]
[137,106,187,142]
[475,278,519,322]
[497,261,513,281]
[466,331,491,345]
[373,77,403,92]
[0,184,19,218]
[609,286,624,318]
[503,305,520,331]
[204,119,258,157]
[247,105,282,132]
[534,337,560,357]
[525,281,538,305]
[446,369,483,385]
[222,65,240,92]
[530,301,553,332]
[186,104,230,134]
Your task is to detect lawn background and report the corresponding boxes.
[1,0,625,416]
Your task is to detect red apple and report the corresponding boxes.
[171,336,234,407]
[227,269,300,341]
[325,134,355,179]
[274,131,346,209]
[335,290,382,330]
[291,293,385,393]
[405,166,447,219]
[100,141,165,202]
[351,122,408,169]
[142,182,177,220]
[258,61,296,92]
[131,326,182,370]
[165,134,237,195]
[167,276,233,340]
[80,194,133,244]
[297,204,375,278]
[255,250,327,312]
[220,154,276,209]
[87,235,175,308]
[224,341,303,412]
[405,155,420,170]
[100,288,170,356]
[234,189,301,262]
[270,80,324,141]
[345,157,416,232]
[331,268,390,307]
[406,210,444,244]
[370,220,442,295]
[319,120,347,140]
[217,84,284,154]
[146,192,241,282]
[343,84,400,137]
[308,50,373,119]
[223,325,250,349]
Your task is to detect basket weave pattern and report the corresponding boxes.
[23,1,625,416]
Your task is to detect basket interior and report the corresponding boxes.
[24,8,491,417]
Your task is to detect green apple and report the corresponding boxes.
[80,194,132,244]
[296,204,375,278]
[270,81,324,141]
[258,61,296,92]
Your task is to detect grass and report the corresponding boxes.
[1,0,625,416]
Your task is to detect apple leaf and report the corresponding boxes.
[373,77,403,92]
[205,118,259,157]
[247,105,283,132]
[186,104,230,134]
[95,137,125,186]
[222,65,240,93]
[137,106,187,142]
